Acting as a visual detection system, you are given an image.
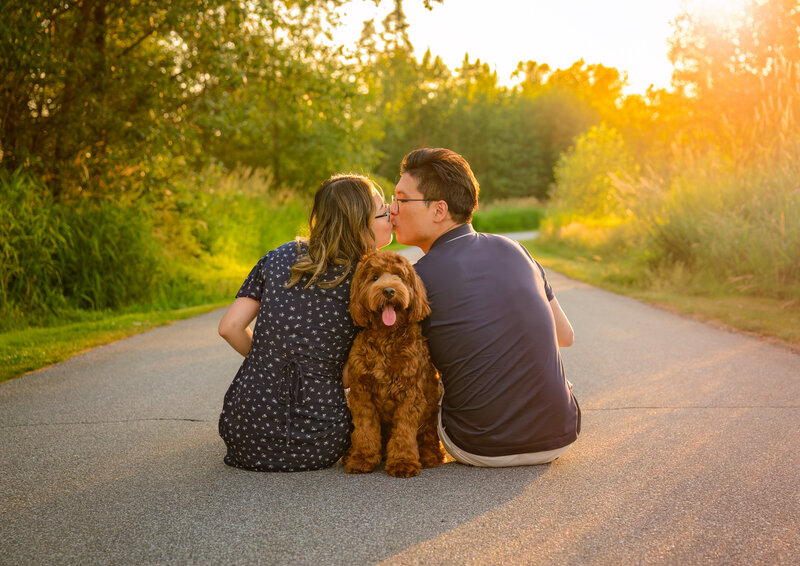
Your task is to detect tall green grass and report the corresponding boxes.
[58,199,160,309]
[0,171,67,322]
[0,168,309,333]
[472,197,545,233]
[541,61,800,304]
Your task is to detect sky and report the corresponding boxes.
[334,0,692,94]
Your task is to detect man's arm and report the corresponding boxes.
[549,297,574,347]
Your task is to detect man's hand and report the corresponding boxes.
[549,297,574,347]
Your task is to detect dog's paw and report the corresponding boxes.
[386,459,421,478]
[344,456,380,474]
[419,448,445,469]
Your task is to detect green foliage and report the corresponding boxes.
[0,0,353,198]
[0,1,637,341]
[0,302,226,384]
[4,0,797,370]
[543,34,800,304]
[646,154,800,298]
[191,169,310,263]
[549,125,639,223]
[357,7,615,201]
[472,199,544,233]
[0,167,309,331]
[57,198,159,310]
[0,171,68,316]
[0,169,160,325]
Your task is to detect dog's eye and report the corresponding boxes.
[372,275,379,281]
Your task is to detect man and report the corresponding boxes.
[390,148,580,467]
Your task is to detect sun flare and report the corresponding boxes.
[688,0,748,27]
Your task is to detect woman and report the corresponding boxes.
[217,175,393,471]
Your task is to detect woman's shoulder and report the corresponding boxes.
[243,242,301,278]
[275,239,304,255]
[260,240,305,261]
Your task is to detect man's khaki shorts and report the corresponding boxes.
[437,410,572,467]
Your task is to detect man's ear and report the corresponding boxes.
[432,200,451,223]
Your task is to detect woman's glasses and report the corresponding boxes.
[374,205,391,221]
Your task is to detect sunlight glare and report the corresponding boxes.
[688,0,747,27]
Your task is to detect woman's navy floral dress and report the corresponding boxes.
[218,241,356,471]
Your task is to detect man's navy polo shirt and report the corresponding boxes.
[414,224,581,456]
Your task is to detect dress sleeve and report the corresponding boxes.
[236,254,269,301]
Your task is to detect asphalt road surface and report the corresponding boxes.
[1,238,798,565]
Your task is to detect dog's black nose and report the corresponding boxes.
[382,286,396,299]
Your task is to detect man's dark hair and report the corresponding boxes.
[400,148,479,224]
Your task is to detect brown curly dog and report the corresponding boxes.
[343,250,444,478]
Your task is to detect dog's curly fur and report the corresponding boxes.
[344,250,444,478]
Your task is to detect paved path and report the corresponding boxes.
[1,237,798,565]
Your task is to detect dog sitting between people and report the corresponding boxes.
[343,250,444,478]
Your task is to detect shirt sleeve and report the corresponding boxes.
[518,242,555,302]
[236,254,270,301]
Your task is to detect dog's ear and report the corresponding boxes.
[403,259,431,323]
[349,256,371,327]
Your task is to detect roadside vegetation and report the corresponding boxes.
[0,303,227,383]
[1,0,797,382]
[524,239,800,348]
[0,169,309,383]
[472,198,544,234]
[536,43,799,348]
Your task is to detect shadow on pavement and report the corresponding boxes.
[1,426,548,565]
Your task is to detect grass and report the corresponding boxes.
[472,197,544,233]
[0,302,227,384]
[523,238,800,349]
[0,167,308,384]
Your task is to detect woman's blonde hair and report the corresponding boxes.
[286,174,381,289]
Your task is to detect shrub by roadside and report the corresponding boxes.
[472,197,544,233]
[0,168,308,332]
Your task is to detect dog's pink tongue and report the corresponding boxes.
[382,305,397,326]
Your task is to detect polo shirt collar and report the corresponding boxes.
[428,223,475,252]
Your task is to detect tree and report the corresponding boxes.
[353,1,452,182]
[668,0,800,137]
[0,1,355,198]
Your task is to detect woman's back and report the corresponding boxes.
[243,241,356,373]
[219,241,356,472]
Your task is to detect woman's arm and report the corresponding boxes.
[342,360,350,389]
[549,297,574,347]
[218,297,260,356]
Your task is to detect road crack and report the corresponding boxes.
[0,417,215,428]
[583,405,799,410]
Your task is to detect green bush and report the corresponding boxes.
[472,198,544,233]
[56,199,160,310]
[542,114,800,300]
[0,170,162,325]
[0,168,311,331]
[0,171,68,319]
[184,168,310,264]
[647,156,800,297]
[549,124,639,225]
